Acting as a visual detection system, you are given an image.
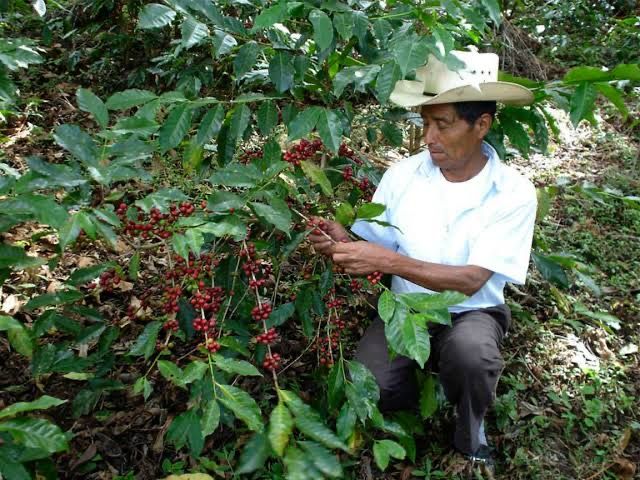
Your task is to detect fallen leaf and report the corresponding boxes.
[612,457,636,480]
[617,428,632,453]
[619,344,638,356]
[78,256,96,268]
[117,281,134,292]
[1,294,21,315]
[164,475,214,480]
[46,280,62,293]
[70,443,97,470]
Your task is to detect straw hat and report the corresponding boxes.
[389,50,534,108]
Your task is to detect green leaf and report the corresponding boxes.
[236,432,271,474]
[7,326,34,358]
[378,290,396,323]
[309,9,334,51]
[133,376,153,400]
[257,101,279,136]
[157,360,184,386]
[207,191,245,212]
[333,65,381,98]
[287,106,321,141]
[252,2,288,30]
[356,202,385,219]
[105,89,157,110]
[0,450,30,480]
[250,199,292,234]
[375,62,402,104]
[217,384,263,431]
[197,217,247,241]
[316,108,343,153]
[335,202,355,226]
[181,16,209,49]
[333,12,353,40]
[210,162,262,188]
[1,193,69,230]
[299,441,343,478]
[480,0,501,26]
[196,105,224,145]
[222,104,252,162]
[67,262,115,286]
[76,88,108,128]
[25,290,83,311]
[0,244,44,270]
[166,409,204,457]
[373,439,406,471]
[300,160,332,196]
[135,188,187,213]
[570,82,598,127]
[0,315,23,332]
[265,302,295,328]
[532,252,569,288]
[499,114,530,157]
[112,116,159,136]
[268,401,293,456]
[327,361,345,411]
[0,396,65,421]
[138,3,176,29]
[595,83,628,119]
[393,38,430,76]
[201,399,221,437]
[381,122,403,146]
[212,29,237,57]
[269,51,295,93]
[336,403,357,440]
[159,104,192,151]
[234,41,260,78]
[0,418,68,454]
[53,124,98,166]
[128,322,162,360]
[283,445,321,479]
[397,290,466,312]
[419,374,438,419]
[129,252,140,280]
[213,355,262,377]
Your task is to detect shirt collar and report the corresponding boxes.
[417,141,506,192]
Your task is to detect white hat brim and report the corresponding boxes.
[389,80,534,108]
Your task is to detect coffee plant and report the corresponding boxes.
[0,0,638,478]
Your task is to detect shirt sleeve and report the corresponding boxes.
[350,169,399,251]
[467,189,537,285]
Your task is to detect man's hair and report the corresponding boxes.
[453,101,497,125]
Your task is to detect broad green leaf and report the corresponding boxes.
[316,108,342,153]
[234,41,260,78]
[300,160,332,196]
[0,396,66,421]
[197,217,247,241]
[135,188,188,213]
[480,0,501,26]
[201,399,221,437]
[7,327,34,357]
[213,355,262,377]
[499,115,530,157]
[133,376,153,400]
[380,121,403,146]
[196,105,224,145]
[375,62,401,104]
[0,315,23,331]
[356,202,385,219]
[182,361,208,384]
[419,374,438,419]
[0,450,30,480]
[333,65,380,98]
[212,29,237,57]
[236,431,271,474]
[250,199,292,234]
[181,16,209,49]
[76,88,108,128]
[1,193,69,230]
[532,252,569,288]
[112,116,159,136]
[378,290,396,323]
[373,439,406,471]
[222,104,252,162]
[611,63,640,81]
[25,290,83,310]
[105,89,157,110]
[217,384,263,431]
[138,3,176,29]
[333,12,353,40]
[287,106,321,141]
[269,51,295,93]
[207,191,245,212]
[158,360,184,386]
[171,233,190,262]
[335,202,355,226]
[398,290,466,311]
[299,440,343,478]
[570,82,597,127]
[595,83,628,119]
[392,38,430,76]
[159,104,192,151]
[265,302,295,328]
[327,361,345,410]
[0,244,44,270]
[53,124,98,166]
[257,101,279,136]
[0,418,68,454]
[210,162,262,188]
[166,409,204,457]
[128,322,162,360]
[67,262,115,286]
[336,403,357,440]
[252,2,288,30]
[283,445,321,479]
[384,304,411,358]
[268,401,293,456]
[309,9,334,51]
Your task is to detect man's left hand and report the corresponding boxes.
[331,241,394,275]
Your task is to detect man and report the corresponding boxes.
[310,50,537,469]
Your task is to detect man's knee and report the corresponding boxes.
[439,333,504,379]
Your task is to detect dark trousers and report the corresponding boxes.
[355,304,510,455]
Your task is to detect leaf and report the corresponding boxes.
[595,83,629,119]
[236,432,271,474]
[129,252,140,280]
[212,355,262,377]
[201,399,221,437]
[268,401,293,456]
[398,290,467,312]
[570,82,598,127]
[300,160,332,196]
[210,162,262,188]
[309,9,334,51]
[0,396,65,421]
[158,360,184,386]
[257,101,279,136]
[105,89,157,110]
[336,403,357,440]
[25,290,83,310]
[378,290,396,323]
[138,3,176,29]
[316,108,343,153]
[335,202,355,226]
[128,322,162,360]
[250,199,292,234]
[67,262,116,286]
[112,116,159,136]
[373,439,406,471]
[500,115,530,157]
[392,38,430,76]
[0,418,68,454]
[333,65,380,98]
[234,41,260,79]
[287,106,321,141]
[217,384,263,431]
[381,122,403,146]
[420,373,438,419]
[181,16,209,49]
[53,124,98,166]
[265,303,295,328]
[333,12,353,40]
[375,62,402,104]
[133,377,153,400]
[135,188,188,213]
[269,51,295,93]
[356,202,385,219]
[0,450,30,480]
[221,104,252,163]
[480,0,501,26]
[197,217,247,241]
[166,409,204,457]
[283,445,321,479]
[252,2,288,30]
[196,105,224,145]
[0,244,44,270]
[212,29,237,57]
[532,252,569,288]
[207,191,245,212]
[159,104,193,151]
[7,326,34,358]
[299,441,343,478]
[76,88,108,128]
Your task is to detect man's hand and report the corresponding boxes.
[308,217,350,256]
[331,241,395,275]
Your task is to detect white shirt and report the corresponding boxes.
[351,142,537,313]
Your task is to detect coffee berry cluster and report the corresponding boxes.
[283,138,323,166]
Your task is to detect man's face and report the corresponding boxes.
[420,103,489,171]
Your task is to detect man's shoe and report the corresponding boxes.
[457,445,496,479]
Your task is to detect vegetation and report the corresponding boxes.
[0,0,638,479]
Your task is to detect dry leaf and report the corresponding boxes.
[46,280,62,293]
[164,475,214,480]
[77,256,96,268]
[1,294,21,315]
[612,457,636,480]
[116,281,134,292]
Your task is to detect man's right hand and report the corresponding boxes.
[308,217,350,256]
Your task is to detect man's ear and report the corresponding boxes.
[475,113,493,139]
